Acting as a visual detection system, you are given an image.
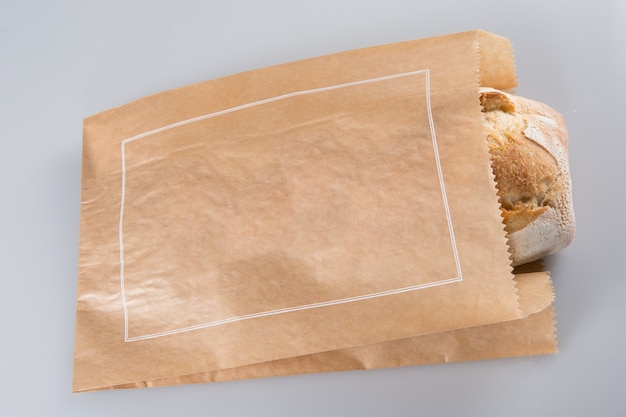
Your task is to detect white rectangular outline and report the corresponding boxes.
[119,69,462,342]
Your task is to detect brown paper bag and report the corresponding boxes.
[73,30,553,392]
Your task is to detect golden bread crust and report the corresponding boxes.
[480,88,575,266]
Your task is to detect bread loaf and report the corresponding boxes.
[480,88,575,266]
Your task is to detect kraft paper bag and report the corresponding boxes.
[73,30,554,392]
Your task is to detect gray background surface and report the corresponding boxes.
[1,1,624,416]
